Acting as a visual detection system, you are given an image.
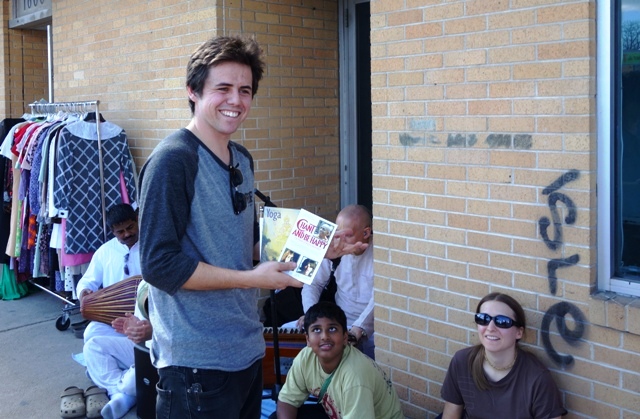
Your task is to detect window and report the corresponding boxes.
[598,0,640,296]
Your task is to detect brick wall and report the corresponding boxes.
[371,0,640,418]
[0,1,47,118]
[48,0,340,217]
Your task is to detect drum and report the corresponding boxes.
[80,275,143,324]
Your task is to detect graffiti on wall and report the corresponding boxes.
[399,131,533,149]
[538,169,587,366]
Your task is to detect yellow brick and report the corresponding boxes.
[566,394,621,419]
[469,100,511,115]
[489,82,536,98]
[488,117,535,133]
[444,49,486,67]
[428,226,466,245]
[514,62,562,79]
[468,167,512,183]
[538,40,594,60]
[444,16,487,34]
[594,383,640,412]
[446,180,489,199]
[371,27,408,44]
[466,0,509,15]
[390,101,426,116]
[448,213,489,232]
[424,35,465,53]
[490,218,537,238]
[538,116,592,134]
[444,116,488,132]
[423,2,464,21]
[469,264,513,285]
[565,97,594,115]
[466,31,511,48]
[426,195,466,212]
[407,85,445,100]
[389,71,425,86]
[425,68,465,84]
[427,101,466,115]
[467,66,511,82]
[406,22,443,39]
[446,83,488,99]
[537,3,595,23]
[489,45,536,64]
[565,20,595,40]
[563,60,595,77]
[387,9,424,26]
[513,98,563,115]
[371,58,405,73]
[468,199,511,218]
[447,245,489,265]
[408,238,446,258]
[406,54,444,70]
[538,79,592,96]
[487,10,536,29]
[512,25,563,44]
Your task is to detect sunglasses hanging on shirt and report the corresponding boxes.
[229,162,247,215]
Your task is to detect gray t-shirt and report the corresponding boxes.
[139,128,262,371]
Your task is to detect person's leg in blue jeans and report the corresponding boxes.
[156,359,262,419]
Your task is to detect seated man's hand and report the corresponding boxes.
[111,314,129,334]
[348,326,365,345]
[324,229,368,260]
[295,315,305,331]
[78,289,93,307]
[122,312,153,344]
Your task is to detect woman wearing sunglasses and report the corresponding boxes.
[440,292,567,419]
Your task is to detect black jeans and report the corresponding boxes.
[156,359,263,419]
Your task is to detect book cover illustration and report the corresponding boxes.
[277,209,337,285]
[259,207,300,263]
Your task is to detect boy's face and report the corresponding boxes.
[306,316,348,366]
[188,61,254,141]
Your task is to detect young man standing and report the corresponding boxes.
[138,36,301,419]
[276,302,404,419]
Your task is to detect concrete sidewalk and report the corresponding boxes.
[0,284,136,419]
[0,283,278,419]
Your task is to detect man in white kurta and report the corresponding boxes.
[76,203,141,343]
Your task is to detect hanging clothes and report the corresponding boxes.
[53,117,137,255]
[0,103,137,295]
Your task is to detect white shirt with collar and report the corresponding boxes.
[76,237,141,297]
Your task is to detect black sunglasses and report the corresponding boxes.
[229,164,247,215]
[124,252,130,276]
[474,313,520,329]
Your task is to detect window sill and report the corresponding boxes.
[588,291,640,335]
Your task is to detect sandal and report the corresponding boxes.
[85,385,109,418]
[60,386,85,418]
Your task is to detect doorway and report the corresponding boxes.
[339,0,372,212]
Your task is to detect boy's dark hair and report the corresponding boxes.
[304,301,347,333]
[186,35,266,114]
[106,203,137,230]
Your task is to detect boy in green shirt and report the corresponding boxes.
[275,302,404,419]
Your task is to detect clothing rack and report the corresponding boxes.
[26,100,107,330]
[28,100,108,242]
